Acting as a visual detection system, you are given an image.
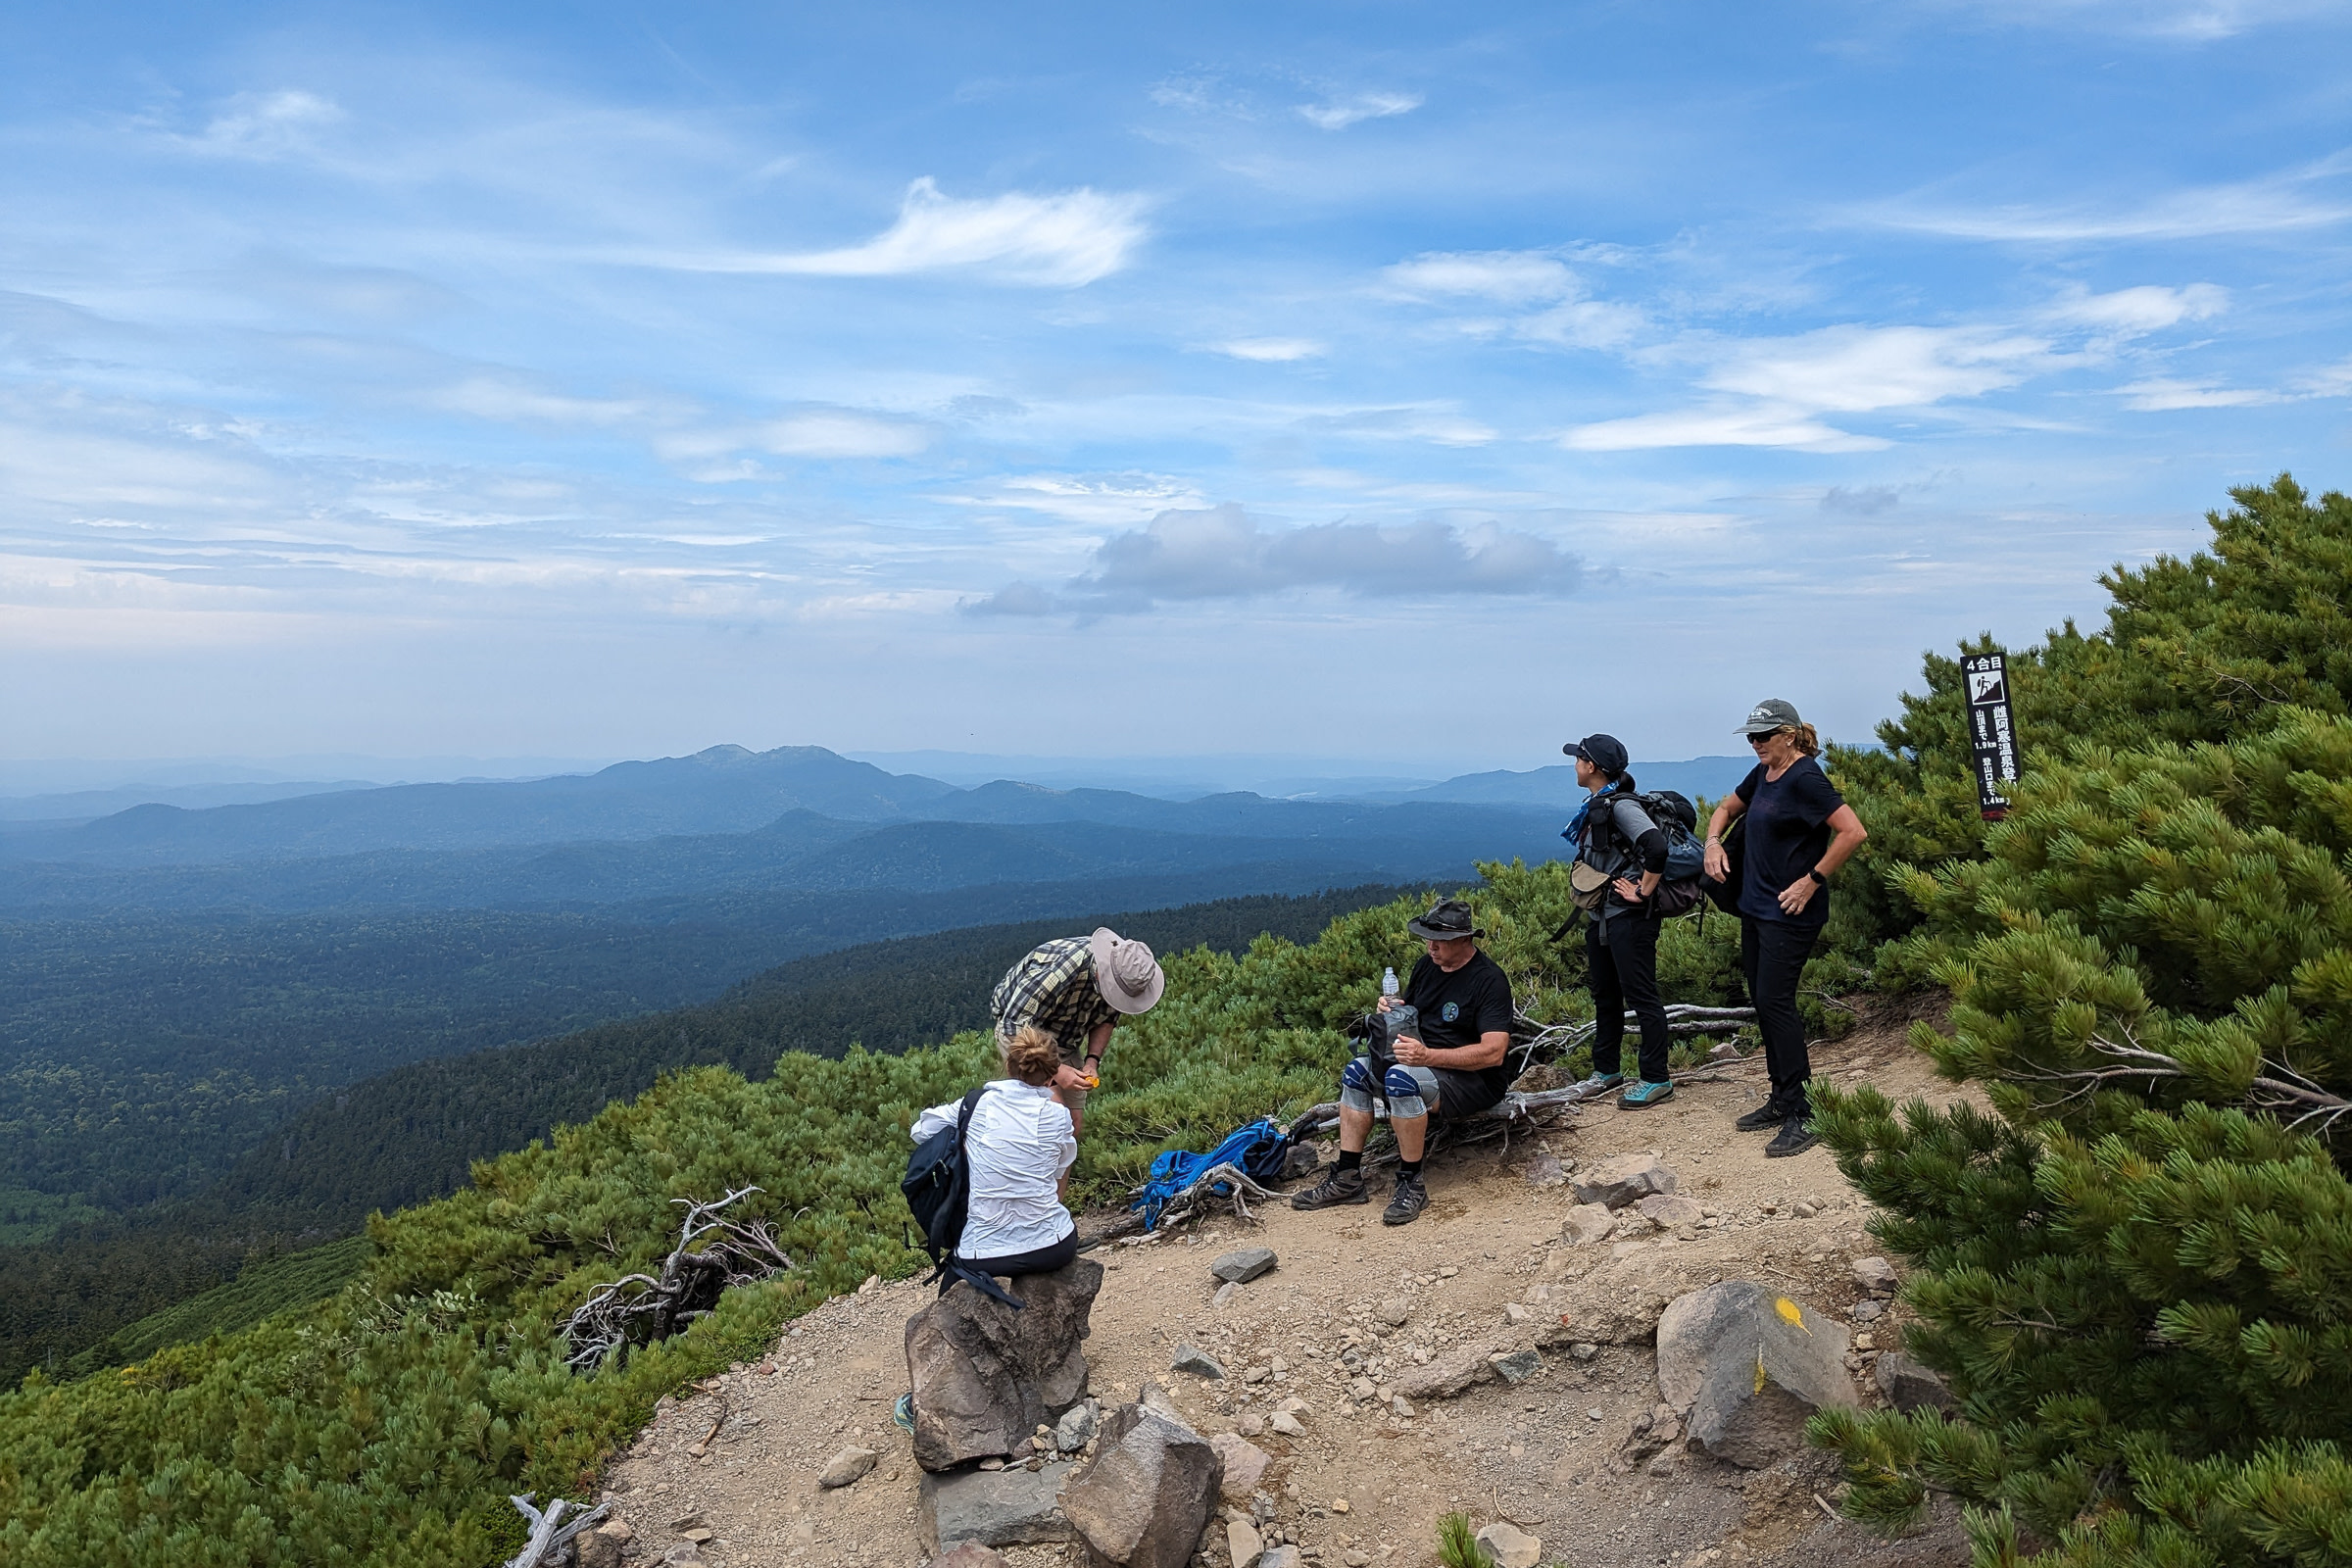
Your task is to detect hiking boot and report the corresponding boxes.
[893,1393,915,1436]
[1765,1116,1819,1158]
[1735,1102,1787,1132]
[1383,1172,1430,1226]
[1574,1071,1624,1095]
[1618,1079,1675,1108]
[1291,1166,1370,1210]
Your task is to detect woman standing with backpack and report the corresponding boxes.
[1563,733,1676,1108]
[1700,699,1869,1157]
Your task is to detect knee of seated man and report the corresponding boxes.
[1383,1064,1428,1102]
[1342,1055,1379,1093]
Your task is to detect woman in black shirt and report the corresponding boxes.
[1700,699,1868,1157]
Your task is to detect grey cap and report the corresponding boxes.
[1737,698,1802,736]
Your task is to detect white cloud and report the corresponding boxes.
[2115,378,2278,411]
[2296,360,2352,397]
[1297,92,1424,131]
[647,177,1151,287]
[1916,0,2338,40]
[1517,299,1645,350]
[174,90,344,160]
[938,473,1208,526]
[2042,283,2230,332]
[1215,337,1325,362]
[758,412,930,459]
[1300,407,1497,447]
[962,503,1579,613]
[1383,250,1582,304]
[434,376,663,426]
[1858,153,2352,240]
[1700,324,2051,413]
[1560,406,1890,454]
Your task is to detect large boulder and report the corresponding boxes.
[1574,1152,1677,1209]
[1656,1281,1857,1468]
[1059,1402,1223,1568]
[906,1260,1103,1471]
[919,1462,1079,1552]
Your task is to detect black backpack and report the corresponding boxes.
[1590,790,1710,917]
[902,1087,1022,1308]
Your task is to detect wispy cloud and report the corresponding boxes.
[168,89,344,160]
[962,503,1578,613]
[627,177,1151,286]
[1914,0,2340,41]
[1382,250,1582,304]
[1214,337,1324,362]
[2041,282,2229,332]
[1856,153,2352,241]
[1297,91,1424,131]
[1561,405,1890,454]
[2115,378,2278,410]
[1298,407,1496,447]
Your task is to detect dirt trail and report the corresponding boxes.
[601,1009,1976,1568]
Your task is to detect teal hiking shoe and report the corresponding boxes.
[1618,1079,1676,1108]
[893,1392,915,1435]
[1574,1071,1624,1095]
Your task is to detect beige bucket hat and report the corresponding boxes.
[1088,926,1165,1014]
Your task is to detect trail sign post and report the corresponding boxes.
[1964,651,2020,820]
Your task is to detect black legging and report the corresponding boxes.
[1587,912,1670,1084]
[944,1230,1079,1297]
[1740,916,1819,1118]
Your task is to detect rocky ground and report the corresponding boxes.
[592,1005,1977,1568]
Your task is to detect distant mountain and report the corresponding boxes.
[0,780,379,823]
[1393,757,1756,810]
[3,746,956,865]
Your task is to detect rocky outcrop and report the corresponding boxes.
[906,1260,1102,1472]
[1656,1281,1857,1468]
[1059,1402,1223,1568]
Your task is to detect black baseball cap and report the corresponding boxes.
[1563,733,1629,774]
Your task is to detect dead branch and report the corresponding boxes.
[560,1187,794,1373]
[504,1494,610,1568]
[2009,1028,2352,1134]
[1508,1004,1756,1075]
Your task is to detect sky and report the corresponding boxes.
[4,0,2350,773]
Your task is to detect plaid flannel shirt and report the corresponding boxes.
[991,936,1117,1060]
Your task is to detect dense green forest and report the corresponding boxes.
[0,865,1380,1226]
[0,885,1412,1386]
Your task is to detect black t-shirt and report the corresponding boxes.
[1734,757,1844,931]
[1400,950,1517,1095]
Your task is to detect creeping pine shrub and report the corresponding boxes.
[1809,476,2352,1568]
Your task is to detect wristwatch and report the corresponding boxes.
[1806,868,1828,886]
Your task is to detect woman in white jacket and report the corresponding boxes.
[909,1025,1079,1287]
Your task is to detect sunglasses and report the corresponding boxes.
[1746,728,1788,746]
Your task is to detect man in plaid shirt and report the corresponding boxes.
[991,926,1164,1133]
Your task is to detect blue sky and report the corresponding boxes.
[4,1,2349,772]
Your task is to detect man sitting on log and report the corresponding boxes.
[1291,899,1515,1226]
[990,926,1165,1135]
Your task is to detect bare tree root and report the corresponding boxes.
[560,1187,794,1373]
[503,1494,610,1568]
[1508,1004,1756,1076]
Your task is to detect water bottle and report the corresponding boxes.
[1382,966,1399,998]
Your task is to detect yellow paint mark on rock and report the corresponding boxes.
[1776,1298,1811,1334]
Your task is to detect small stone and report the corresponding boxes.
[577,1530,623,1568]
[683,1530,715,1544]
[1561,1203,1615,1246]
[1637,1194,1704,1230]
[1502,1303,1531,1325]
[1574,1152,1678,1209]
[662,1549,703,1568]
[1390,1395,1415,1418]
[1852,1256,1900,1295]
[1172,1344,1228,1380]
[926,1548,1012,1568]
[1212,1247,1279,1285]
[1268,1411,1307,1439]
[1346,1553,1370,1568]
[1228,1517,1267,1568]
[1875,1351,1955,1414]
[667,1514,706,1534]
[755,1361,776,1375]
[1330,1498,1349,1514]
[1475,1522,1542,1568]
[978,1457,1004,1471]
[1851,1299,1886,1324]
[1349,1377,1377,1402]
[1275,1396,1307,1414]
[1212,1432,1275,1499]
[1377,1298,1410,1327]
[1262,1548,1302,1568]
[1214,1282,1240,1308]
[1524,1152,1568,1189]
[1438,1266,1458,1279]
[1489,1349,1542,1385]
[1242,1365,1272,1385]
[818,1443,879,1489]
[1792,1200,1819,1219]
[1570,1342,1598,1361]
[1236,1412,1265,1437]
[1055,1401,1100,1452]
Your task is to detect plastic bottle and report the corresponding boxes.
[1382,966,1399,998]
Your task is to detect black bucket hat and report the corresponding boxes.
[1406,898,1485,943]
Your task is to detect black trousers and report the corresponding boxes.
[1587,912,1670,1085]
[1740,916,1819,1117]
[947,1229,1079,1296]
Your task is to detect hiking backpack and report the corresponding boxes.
[1591,789,1709,917]
[901,1086,1022,1308]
